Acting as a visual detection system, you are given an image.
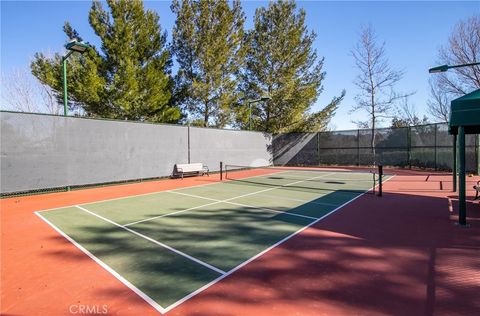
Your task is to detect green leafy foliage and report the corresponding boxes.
[238,0,344,133]
[171,0,246,127]
[31,0,180,123]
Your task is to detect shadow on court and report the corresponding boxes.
[166,185,480,316]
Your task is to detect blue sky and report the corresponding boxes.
[1,1,479,129]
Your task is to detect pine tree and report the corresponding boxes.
[171,0,246,127]
[239,0,344,133]
[31,0,180,122]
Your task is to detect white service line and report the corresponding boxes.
[123,199,222,227]
[125,172,336,227]
[225,201,317,220]
[253,193,339,207]
[168,190,317,221]
[74,205,226,275]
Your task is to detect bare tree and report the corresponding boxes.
[391,96,429,127]
[1,69,61,114]
[428,15,480,122]
[351,25,413,164]
[427,78,450,122]
[437,15,480,94]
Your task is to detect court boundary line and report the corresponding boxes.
[34,171,394,314]
[161,174,396,313]
[34,211,168,314]
[74,205,226,275]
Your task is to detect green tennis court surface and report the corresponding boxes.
[36,169,384,313]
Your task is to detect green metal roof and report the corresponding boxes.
[448,89,480,135]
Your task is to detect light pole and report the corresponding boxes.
[429,62,480,73]
[62,39,90,116]
[247,95,271,130]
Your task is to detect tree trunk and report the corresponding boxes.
[204,101,209,127]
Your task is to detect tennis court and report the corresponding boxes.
[35,166,385,313]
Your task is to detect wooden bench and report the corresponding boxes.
[172,163,209,179]
[474,181,480,200]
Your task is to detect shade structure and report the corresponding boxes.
[449,89,480,135]
[448,89,480,226]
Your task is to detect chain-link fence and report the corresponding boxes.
[273,123,480,173]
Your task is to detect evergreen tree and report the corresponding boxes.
[239,0,344,133]
[171,0,246,127]
[31,0,180,122]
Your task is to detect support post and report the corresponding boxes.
[220,161,223,181]
[453,134,457,192]
[434,124,438,171]
[378,164,383,197]
[357,129,360,166]
[407,126,411,169]
[187,124,191,164]
[458,126,467,226]
[63,57,68,116]
[317,132,320,166]
[477,134,480,175]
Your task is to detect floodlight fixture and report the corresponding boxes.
[62,39,91,116]
[429,62,480,73]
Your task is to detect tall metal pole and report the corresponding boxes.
[453,134,457,192]
[434,123,438,171]
[458,126,467,226]
[477,134,480,176]
[62,50,74,116]
[63,57,68,116]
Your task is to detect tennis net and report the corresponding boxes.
[223,164,384,195]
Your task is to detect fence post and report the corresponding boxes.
[187,124,191,164]
[477,134,480,175]
[407,126,411,169]
[458,126,467,226]
[317,132,320,166]
[453,134,457,192]
[434,123,438,171]
[357,129,360,166]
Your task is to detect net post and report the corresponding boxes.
[220,162,223,181]
[378,164,383,197]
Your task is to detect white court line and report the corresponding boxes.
[123,199,223,227]
[253,193,339,207]
[161,174,396,313]
[167,190,317,221]
[123,172,336,227]
[36,170,294,213]
[225,201,317,220]
[74,205,226,275]
[34,211,167,314]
